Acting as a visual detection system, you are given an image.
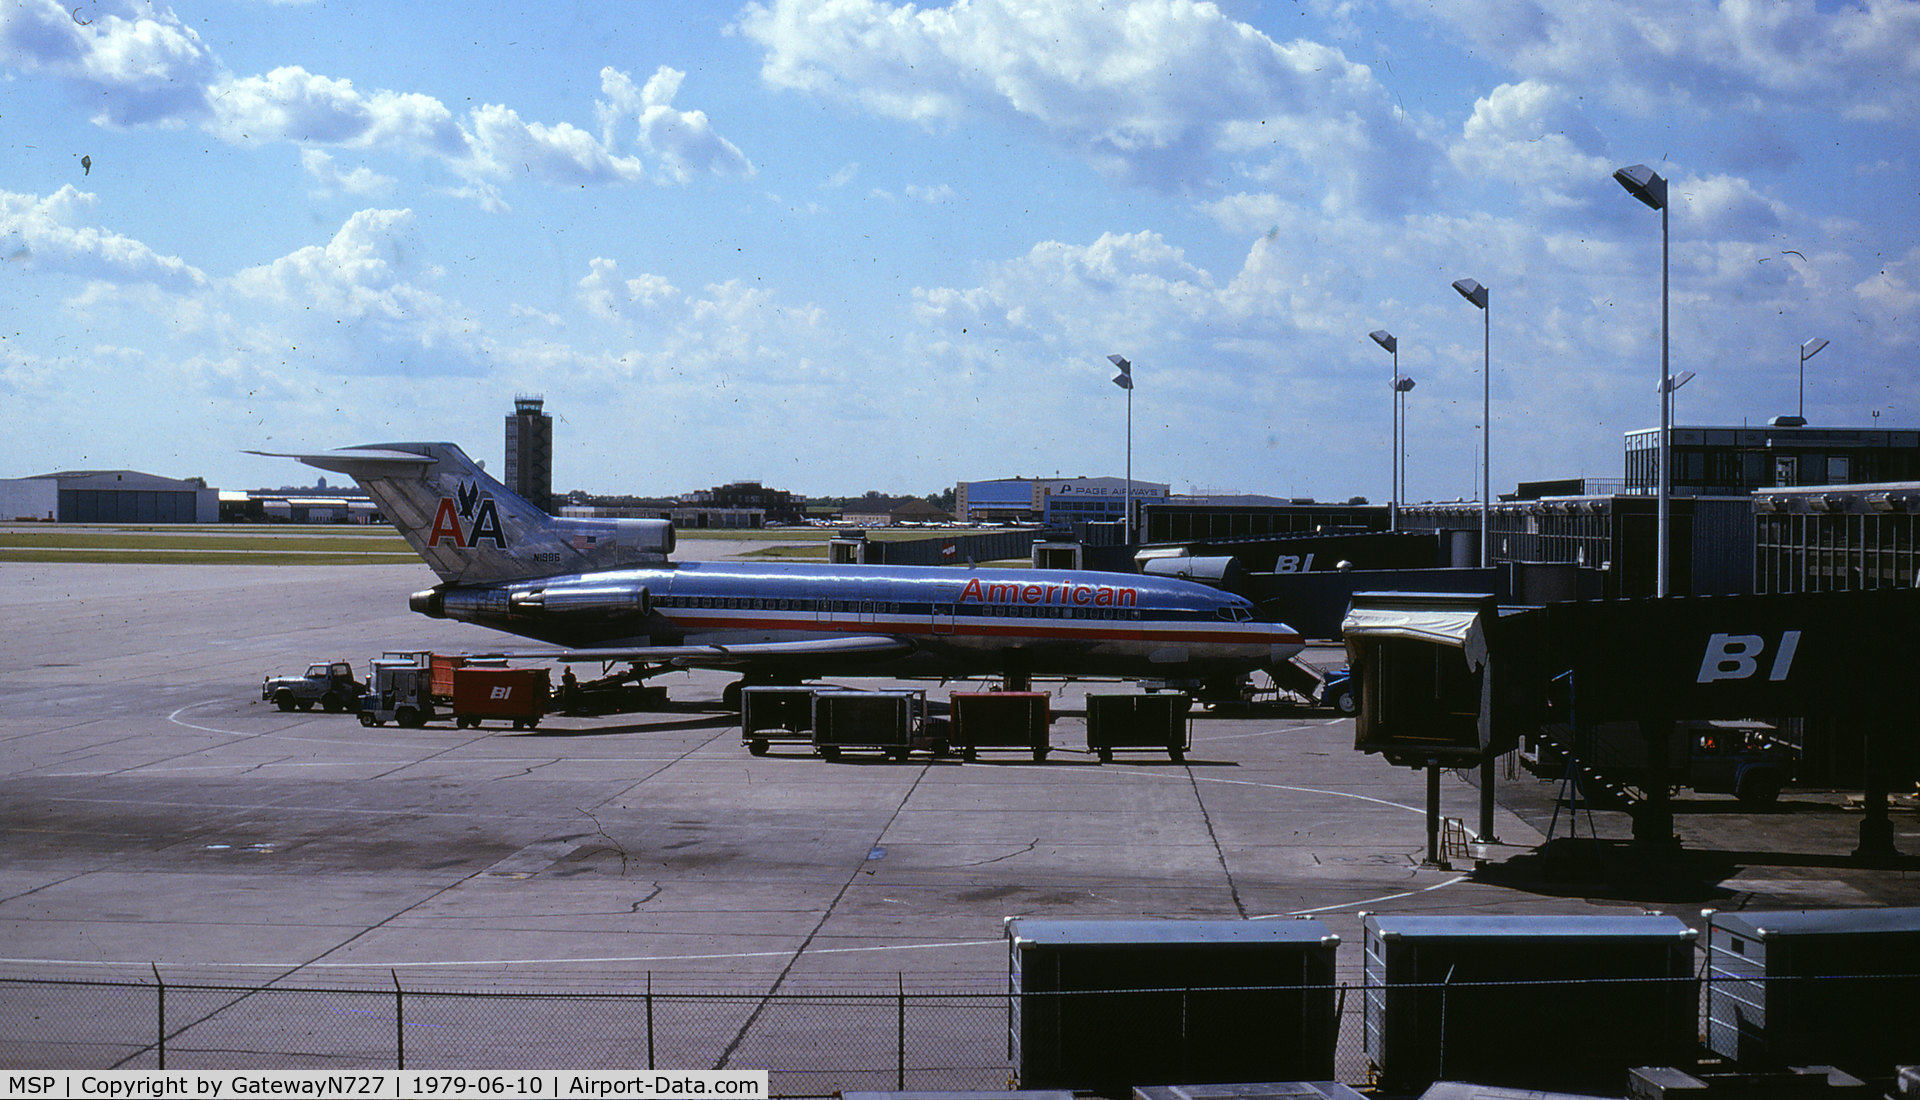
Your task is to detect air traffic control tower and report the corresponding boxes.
[505,395,554,514]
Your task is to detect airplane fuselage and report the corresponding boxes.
[270,442,1307,689]
[423,559,1302,682]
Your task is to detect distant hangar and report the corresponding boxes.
[1,468,219,523]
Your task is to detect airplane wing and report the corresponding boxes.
[475,635,916,669]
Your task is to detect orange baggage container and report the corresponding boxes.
[451,667,550,729]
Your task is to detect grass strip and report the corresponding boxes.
[0,550,421,566]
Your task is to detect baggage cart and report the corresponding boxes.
[1008,917,1339,1092]
[812,689,936,760]
[950,691,1051,761]
[740,686,818,755]
[1704,906,1920,1075]
[1086,691,1191,762]
[1362,913,1698,1094]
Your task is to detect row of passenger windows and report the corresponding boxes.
[651,594,1244,622]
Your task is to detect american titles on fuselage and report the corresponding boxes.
[955,576,1137,608]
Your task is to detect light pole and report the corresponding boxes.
[1395,374,1416,508]
[1798,337,1828,423]
[1452,278,1490,567]
[1369,330,1398,530]
[1108,354,1133,543]
[1614,163,1670,597]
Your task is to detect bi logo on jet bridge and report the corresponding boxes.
[428,481,509,549]
[1697,630,1802,684]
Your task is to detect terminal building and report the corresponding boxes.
[1626,422,1920,495]
[1393,422,1920,599]
[955,477,1171,528]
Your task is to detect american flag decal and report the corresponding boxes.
[573,534,598,550]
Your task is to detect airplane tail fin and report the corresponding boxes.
[253,442,673,585]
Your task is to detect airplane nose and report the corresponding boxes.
[1266,620,1305,664]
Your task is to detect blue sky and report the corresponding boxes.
[3,0,1916,501]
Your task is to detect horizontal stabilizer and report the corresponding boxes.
[246,447,437,475]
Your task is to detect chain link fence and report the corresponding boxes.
[3,971,1912,1095]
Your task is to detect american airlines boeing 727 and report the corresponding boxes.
[264,442,1305,699]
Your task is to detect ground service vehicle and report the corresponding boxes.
[1321,667,1356,715]
[1687,722,1794,805]
[262,661,364,713]
[358,656,437,728]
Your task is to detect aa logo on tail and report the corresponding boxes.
[429,481,509,549]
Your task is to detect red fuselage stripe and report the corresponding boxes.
[659,610,1302,647]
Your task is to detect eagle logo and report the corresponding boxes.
[428,482,509,549]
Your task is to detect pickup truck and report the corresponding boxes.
[262,660,365,713]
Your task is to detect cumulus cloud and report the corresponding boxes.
[1449,82,1614,214]
[206,66,465,154]
[1857,247,1920,330]
[301,149,394,197]
[1400,0,1920,124]
[1680,173,1786,239]
[1,2,751,202]
[913,231,1224,385]
[597,67,754,183]
[736,0,1436,212]
[0,0,217,126]
[575,256,831,381]
[0,186,208,290]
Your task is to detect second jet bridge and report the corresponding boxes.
[1345,587,1920,862]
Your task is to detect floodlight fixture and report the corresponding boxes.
[1613,164,1668,210]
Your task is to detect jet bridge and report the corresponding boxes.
[1342,592,1544,864]
[1537,587,1920,857]
[1346,586,1920,861]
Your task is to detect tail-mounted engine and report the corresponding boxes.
[412,582,650,622]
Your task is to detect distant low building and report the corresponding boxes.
[685,481,806,524]
[956,478,1038,523]
[2,470,218,523]
[225,485,378,523]
[843,498,953,527]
